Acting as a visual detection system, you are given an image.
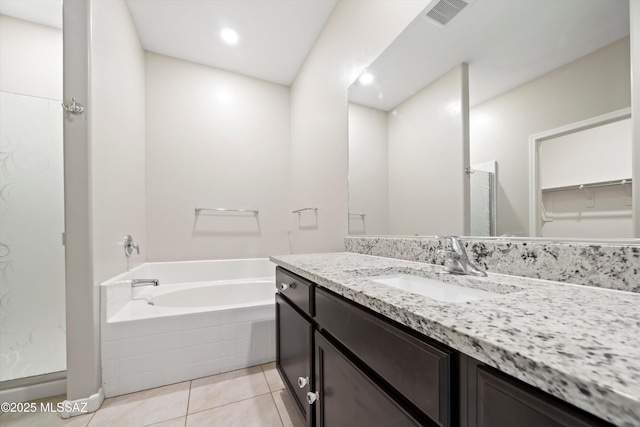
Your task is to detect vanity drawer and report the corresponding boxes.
[276,267,314,316]
[315,287,452,426]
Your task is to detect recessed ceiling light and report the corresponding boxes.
[220,27,239,45]
[359,72,374,85]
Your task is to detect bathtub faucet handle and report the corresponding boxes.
[124,234,140,257]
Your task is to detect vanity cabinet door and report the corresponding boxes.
[315,287,451,426]
[470,365,614,427]
[313,331,424,427]
[276,293,314,427]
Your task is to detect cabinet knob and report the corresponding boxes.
[297,376,309,388]
[278,282,295,292]
[306,391,319,405]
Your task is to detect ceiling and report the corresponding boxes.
[124,0,336,86]
[1,0,630,99]
[0,0,336,86]
[348,0,630,111]
[0,0,62,28]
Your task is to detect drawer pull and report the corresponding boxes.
[297,376,309,388]
[278,282,296,292]
[306,391,319,405]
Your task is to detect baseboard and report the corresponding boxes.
[0,378,66,403]
[60,387,104,418]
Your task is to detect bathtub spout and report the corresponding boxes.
[131,279,159,287]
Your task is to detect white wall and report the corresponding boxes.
[388,65,469,236]
[348,103,389,235]
[470,37,631,236]
[145,52,291,261]
[90,0,146,282]
[0,15,62,99]
[290,0,429,253]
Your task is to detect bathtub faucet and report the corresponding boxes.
[131,279,159,287]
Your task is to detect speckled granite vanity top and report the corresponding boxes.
[270,252,640,427]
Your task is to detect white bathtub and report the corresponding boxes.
[100,258,276,398]
[151,280,274,308]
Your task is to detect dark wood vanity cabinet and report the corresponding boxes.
[465,361,614,427]
[314,330,423,427]
[315,287,452,426]
[276,267,448,427]
[275,293,314,427]
[275,267,613,427]
[275,267,315,427]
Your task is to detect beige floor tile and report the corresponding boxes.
[0,411,94,427]
[147,416,186,427]
[271,389,305,427]
[0,395,94,427]
[261,362,285,392]
[186,394,282,427]
[88,381,190,427]
[188,366,270,414]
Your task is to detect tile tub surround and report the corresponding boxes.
[100,305,276,398]
[345,236,640,293]
[270,252,640,427]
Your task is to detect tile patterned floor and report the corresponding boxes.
[0,363,305,427]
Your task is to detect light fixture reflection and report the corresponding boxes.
[217,87,233,103]
[220,27,239,45]
[472,113,493,127]
[446,100,461,116]
[359,72,374,85]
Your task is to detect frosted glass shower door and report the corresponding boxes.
[0,92,66,381]
[470,169,494,236]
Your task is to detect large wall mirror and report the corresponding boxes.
[348,0,633,239]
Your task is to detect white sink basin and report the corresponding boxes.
[369,274,501,303]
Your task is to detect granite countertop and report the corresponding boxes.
[270,252,640,427]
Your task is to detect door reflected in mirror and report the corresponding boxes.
[348,0,632,239]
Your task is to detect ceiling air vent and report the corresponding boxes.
[421,0,474,26]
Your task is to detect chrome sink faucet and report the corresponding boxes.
[437,236,487,277]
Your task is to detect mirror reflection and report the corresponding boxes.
[348,0,631,238]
